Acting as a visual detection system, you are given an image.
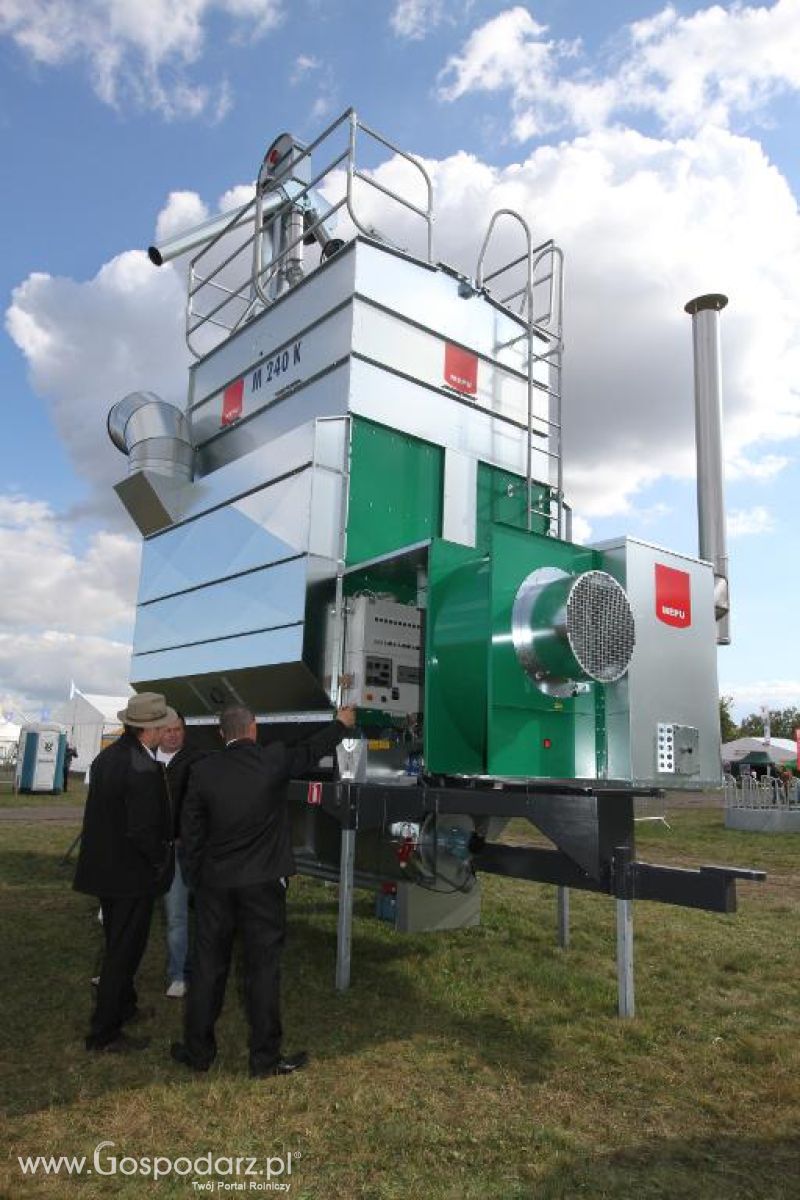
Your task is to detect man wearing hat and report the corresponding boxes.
[74,692,177,1053]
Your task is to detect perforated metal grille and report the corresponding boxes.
[566,571,635,682]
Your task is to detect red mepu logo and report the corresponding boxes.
[655,564,692,628]
[221,378,244,427]
[444,343,478,395]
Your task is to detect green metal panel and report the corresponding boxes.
[476,462,551,550]
[425,526,608,779]
[346,418,443,565]
[487,526,599,779]
[424,539,489,775]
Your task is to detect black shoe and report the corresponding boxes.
[86,1032,151,1054]
[251,1050,309,1078]
[170,1041,211,1072]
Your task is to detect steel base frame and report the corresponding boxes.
[289,778,764,1017]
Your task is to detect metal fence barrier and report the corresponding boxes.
[724,772,800,810]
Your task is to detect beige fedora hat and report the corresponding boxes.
[117,692,178,729]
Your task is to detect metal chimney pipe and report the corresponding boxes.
[684,293,730,645]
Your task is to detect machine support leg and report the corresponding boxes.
[335,827,356,992]
[616,897,635,1018]
[557,886,570,949]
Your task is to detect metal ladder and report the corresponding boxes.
[475,210,565,538]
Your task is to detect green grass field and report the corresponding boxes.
[1,803,798,1199]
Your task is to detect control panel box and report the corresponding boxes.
[327,595,423,716]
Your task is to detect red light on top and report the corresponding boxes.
[269,148,279,164]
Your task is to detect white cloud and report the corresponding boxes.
[0,631,132,715]
[437,1,800,139]
[391,0,448,40]
[436,6,627,137]
[622,0,800,134]
[0,0,283,119]
[727,505,775,536]
[571,515,593,544]
[727,452,790,482]
[6,250,190,516]
[721,679,800,718]
[0,495,138,713]
[0,495,139,636]
[290,53,320,83]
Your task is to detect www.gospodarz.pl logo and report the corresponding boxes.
[18,1141,298,1190]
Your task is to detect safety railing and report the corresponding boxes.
[185,108,434,359]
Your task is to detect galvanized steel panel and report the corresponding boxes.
[185,421,315,500]
[130,624,305,683]
[349,356,550,482]
[134,557,307,654]
[353,241,532,374]
[599,537,721,789]
[193,360,350,477]
[442,449,477,547]
[190,298,354,453]
[189,244,357,407]
[351,298,550,432]
[138,473,313,604]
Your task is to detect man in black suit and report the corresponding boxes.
[74,692,177,1053]
[171,703,355,1077]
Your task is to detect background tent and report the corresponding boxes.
[53,688,130,773]
[721,737,797,767]
[0,719,21,764]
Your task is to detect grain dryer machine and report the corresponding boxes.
[109,110,763,1014]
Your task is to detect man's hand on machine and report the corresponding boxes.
[336,706,357,729]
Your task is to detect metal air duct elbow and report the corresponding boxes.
[108,393,194,536]
[684,294,730,646]
[108,391,193,481]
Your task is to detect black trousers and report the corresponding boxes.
[184,881,286,1074]
[88,895,154,1046]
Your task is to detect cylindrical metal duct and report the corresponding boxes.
[148,205,249,267]
[684,293,730,645]
[512,567,635,697]
[107,392,194,481]
[147,196,283,267]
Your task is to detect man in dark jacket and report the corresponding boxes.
[171,703,355,1077]
[74,692,177,1053]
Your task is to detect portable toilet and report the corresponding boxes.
[15,724,68,794]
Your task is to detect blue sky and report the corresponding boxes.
[1,0,798,722]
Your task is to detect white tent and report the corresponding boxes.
[0,719,21,763]
[53,688,131,773]
[721,737,797,766]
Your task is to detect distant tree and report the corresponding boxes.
[739,706,800,741]
[719,696,739,742]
